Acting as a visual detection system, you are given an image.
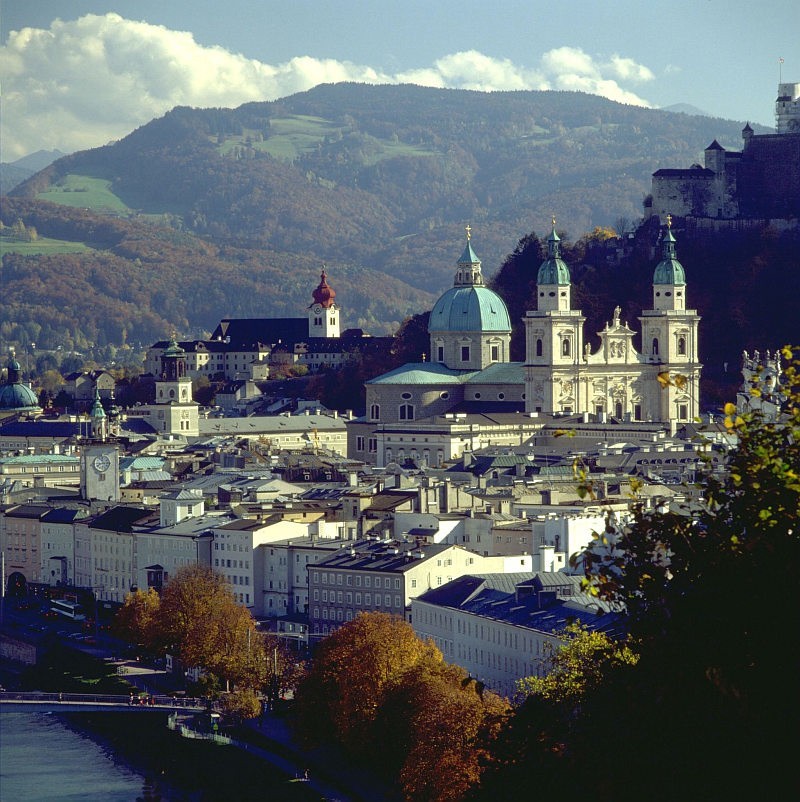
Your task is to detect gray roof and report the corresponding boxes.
[415,572,622,636]
[198,415,346,436]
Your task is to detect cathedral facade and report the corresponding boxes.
[524,219,701,423]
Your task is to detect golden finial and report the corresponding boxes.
[666,214,672,229]
[465,224,472,241]
[552,215,556,228]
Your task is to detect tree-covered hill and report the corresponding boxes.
[0,197,433,353]
[2,83,783,358]
[10,84,762,290]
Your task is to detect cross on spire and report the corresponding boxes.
[465,224,472,241]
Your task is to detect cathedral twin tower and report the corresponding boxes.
[524,218,701,424]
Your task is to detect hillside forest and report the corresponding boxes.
[1,83,796,407]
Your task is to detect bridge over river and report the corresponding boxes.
[0,690,209,714]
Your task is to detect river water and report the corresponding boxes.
[0,712,151,801]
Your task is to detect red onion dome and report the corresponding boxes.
[312,269,336,308]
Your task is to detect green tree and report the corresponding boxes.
[476,346,800,802]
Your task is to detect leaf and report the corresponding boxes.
[552,429,575,438]
[723,402,736,416]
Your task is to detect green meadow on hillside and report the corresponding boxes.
[37,174,132,214]
[0,230,93,255]
[216,114,437,164]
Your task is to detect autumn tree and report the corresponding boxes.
[114,587,163,653]
[292,612,438,753]
[390,657,509,802]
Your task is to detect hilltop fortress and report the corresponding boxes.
[647,83,800,224]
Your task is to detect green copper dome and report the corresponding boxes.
[653,227,686,285]
[0,354,40,412]
[537,222,571,286]
[429,286,512,333]
[429,232,511,333]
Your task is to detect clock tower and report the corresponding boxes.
[80,390,120,502]
[308,268,339,338]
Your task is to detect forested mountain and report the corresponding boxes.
[1,83,785,360]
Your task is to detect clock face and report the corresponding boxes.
[313,305,322,315]
[93,454,111,473]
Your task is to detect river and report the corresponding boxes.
[0,711,324,801]
[1,712,150,801]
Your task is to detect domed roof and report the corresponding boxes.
[537,220,571,286]
[311,269,336,309]
[429,285,512,333]
[0,354,40,412]
[653,219,686,285]
[429,229,511,334]
[163,336,185,358]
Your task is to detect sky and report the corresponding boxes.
[1,0,797,161]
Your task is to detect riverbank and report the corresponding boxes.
[63,712,323,801]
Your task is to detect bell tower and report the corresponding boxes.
[308,268,339,338]
[524,219,584,413]
[639,217,701,422]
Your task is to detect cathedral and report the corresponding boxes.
[524,217,701,422]
[350,218,702,466]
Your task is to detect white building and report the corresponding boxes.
[412,572,622,698]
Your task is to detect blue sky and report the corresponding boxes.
[2,0,797,159]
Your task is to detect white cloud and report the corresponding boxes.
[0,14,653,160]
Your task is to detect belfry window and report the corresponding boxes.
[536,339,543,357]
[677,336,686,355]
[461,346,471,362]
[652,337,660,356]
[437,346,444,362]
[562,339,571,357]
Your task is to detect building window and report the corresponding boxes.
[678,403,689,420]
[491,344,499,361]
[634,403,642,421]
[536,338,543,357]
[368,438,377,453]
[562,338,571,357]
[356,436,365,451]
[677,336,686,355]
[437,346,444,362]
[399,404,414,421]
[652,337,659,356]
[461,345,470,362]
[370,404,380,420]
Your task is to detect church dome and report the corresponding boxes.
[0,354,40,412]
[311,269,336,309]
[537,221,571,285]
[653,223,686,285]
[429,285,511,333]
[429,231,511,333]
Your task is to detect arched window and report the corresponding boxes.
[369,404,380,420]
[399,404,414,421]
[536,338,543,357]
[615,402,623,418]
[562,338,571,357]
[677,336,686,355]
[652,337,660,356]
